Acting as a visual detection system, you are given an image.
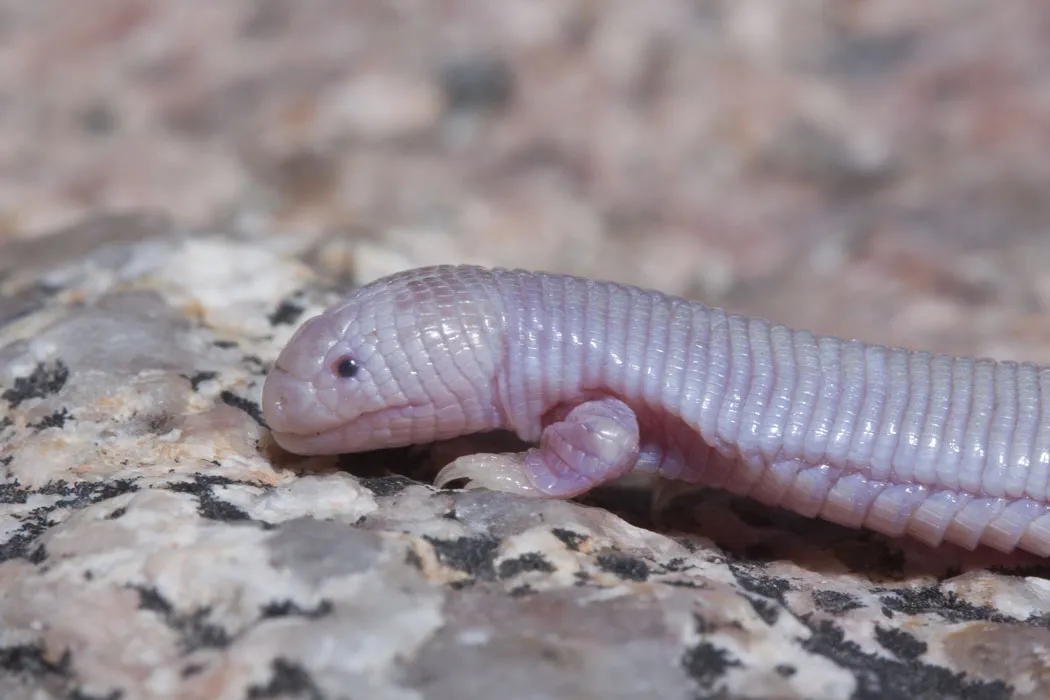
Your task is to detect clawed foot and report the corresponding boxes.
[433,396,642,499]
[434,452,542,496]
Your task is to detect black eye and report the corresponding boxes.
[333,356,359,378]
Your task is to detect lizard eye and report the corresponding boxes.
[332,355,359,379]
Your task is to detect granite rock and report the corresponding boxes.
[2,217,1048,700]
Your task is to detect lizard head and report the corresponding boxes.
[262,265,504,455]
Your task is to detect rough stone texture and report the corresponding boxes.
[4,219,1050,700]
[3,1,1050,699]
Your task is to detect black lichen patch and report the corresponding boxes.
[875,626,927,661]
[1024,612,1050,628]
[186,371,218,391]
[0,479,139,562]
[662,557,694,573]
[799,615,1011,700]
[424,534,500,581]
[242,355,268,374]
[247,658,324,700]
[173,610,231,650]
[27,544,47,563]
[681,640,740,693]
[744,595,781,626]
[726,562,791,602]
[0,644,71,679]
[260,599,333,620]
[164,473,257,522]
[136,586,174,615]
[220,390,268,428]
[551,527,587,551]
[497,552,555,579]
[358,475,414,497]
[813,589,865,615]
[877,586,1012,625]
[0,455,11,466]
[267,299,305,326]
[0,480,28,504]
[0,516,50,562]
[43,478,139,505]
[2,361,69,407]
[28,407,70,431]
[37,479,136,506]
[0,415,12,431]
[596,552,650,582]
[107,506,127,519]
[724,561,792,626]
[134,586,231,651]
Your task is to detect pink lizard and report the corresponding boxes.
[262,264,1050,556]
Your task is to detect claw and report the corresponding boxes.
[434,452,543,497]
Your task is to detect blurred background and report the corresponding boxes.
[3,0,1050,361]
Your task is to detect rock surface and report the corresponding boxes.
[3,216,1050,700]
[4,1,1050,699]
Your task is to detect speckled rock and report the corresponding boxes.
[2,217,1049,700]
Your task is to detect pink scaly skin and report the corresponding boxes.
[263,264,1050,557]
